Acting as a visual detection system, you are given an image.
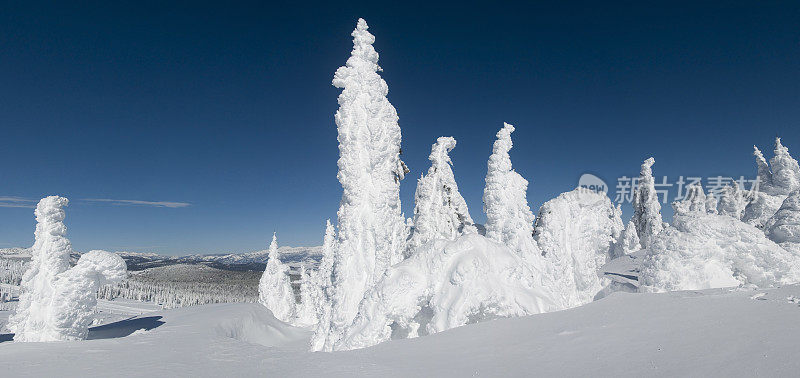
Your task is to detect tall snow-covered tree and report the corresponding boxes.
[631,157,664,248]
[407,137,476,255]
[765,190,800,252]
[317,18,408,351]
[705,192,718,214]
[258,233,296,323]
[9,196,127,342]
[310,220,336,351]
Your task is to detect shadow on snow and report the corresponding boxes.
[0,316,165,343]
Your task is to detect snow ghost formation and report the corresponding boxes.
[334,233,559,351]
[743,139,800,228]
[309,220,336,350]
[764,190,800,253]
[407,136,477,255]
[638,209,800,292]
[315,18,408,351]
[672,183,707,216]
[294,265,319,327]
[631,157,664,248]
[533,188,623,307]
[9,196,127,342]
[258,233,296,324]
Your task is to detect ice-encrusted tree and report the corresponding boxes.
[631,157,664,248]
[611,221,641,258]
[673,183,707,216]
[483,123,540,258]
[407,137,477,255]
[317,18,408,351]
[310,220,336,351]
[769,138,800,195]
[717,185,747,219]
[754,145,774,194]
[258,233,296,323]
[705,192,718,214]
[765,190,800,252]
[294,265,319,327]
[9,196,127,342]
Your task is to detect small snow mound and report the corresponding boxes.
[335,233,558,351]
[215,306,308,348]
[639,212,800,292]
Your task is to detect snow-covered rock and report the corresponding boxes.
[9,196,127,342]
[258,233,296,324]
[334,233,558,351]
[639,212,800,292]
[533,188,623,308]
[407,136,476,255]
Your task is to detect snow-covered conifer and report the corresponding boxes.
[754,145,774,194]
[631,158,664,248]
[9,197,127,342]
[294,265,319,327]
[705,192,718,214]
[309,220,336,350]
[717,185,746,219]
[258,233,296,323]
[317,18,408,351]
[765,190,800,252]
[611,221,641,258]
[407,137,476,255]
[483,123,542,260]
[673,183,707,216]
[769,138,800,195]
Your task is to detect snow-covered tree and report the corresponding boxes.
[258,233,296,323]
[705,192,718,214]
[765,190,800,253]
[717,185,746,219]
[407,137,476,255]
[316,18,408,351]
[673,183,707,216]
[769,138,800,195]
[294,265,318,327]
[533,188,623,307]
[483,123,541,259]
[9,196,127,342]
[309,220,336,350]
[754,145,774,194]
[611,221,641,258]
[631,157,664,248]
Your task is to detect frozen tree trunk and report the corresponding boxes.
[9,196,127,342]
[631,157,664,248]
[258,233,296,323]
[407,136,476,255]
[317,18,408,351]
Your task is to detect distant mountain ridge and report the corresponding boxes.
[0,246,322,271]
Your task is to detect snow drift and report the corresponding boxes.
[334,233,558,351]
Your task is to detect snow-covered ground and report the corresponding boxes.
[2,285,799,376]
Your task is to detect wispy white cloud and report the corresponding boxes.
[0,197,36,208]
[82,198,191,208]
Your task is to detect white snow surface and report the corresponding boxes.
[639,212,800,292]
[334,233,558,350]
[533,188,623,308]
[3,286,800,376]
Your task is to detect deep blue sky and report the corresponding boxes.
[1,1,798,254]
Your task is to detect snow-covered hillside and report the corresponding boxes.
[2,286,799,376]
